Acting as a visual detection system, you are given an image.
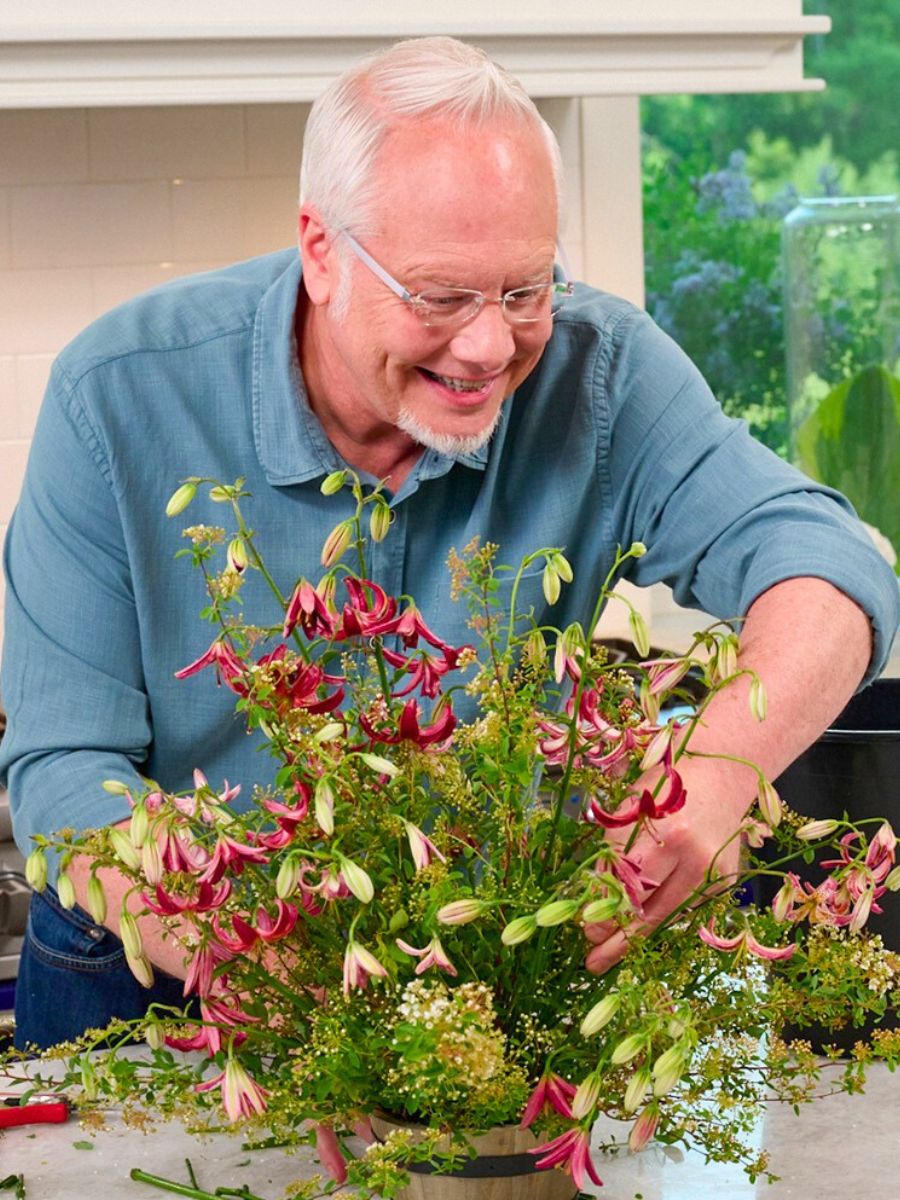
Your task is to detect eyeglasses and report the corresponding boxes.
[339,230,574,328]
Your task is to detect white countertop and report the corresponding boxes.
[2,1065,897,1200]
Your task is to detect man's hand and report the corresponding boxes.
[584,576,873,974]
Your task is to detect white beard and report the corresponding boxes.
[395,404,503,458]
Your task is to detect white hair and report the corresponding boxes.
[394,403,504,459]
[300,35,563,238]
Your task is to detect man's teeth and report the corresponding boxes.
[426,371,488,393]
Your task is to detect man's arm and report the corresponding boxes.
[585,575,873,973]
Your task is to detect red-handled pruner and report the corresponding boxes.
[0,1093,69,1128]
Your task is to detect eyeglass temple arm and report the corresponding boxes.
[340,230,412,301]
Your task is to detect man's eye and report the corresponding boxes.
[506,286,550,307]
[420,293,471,312]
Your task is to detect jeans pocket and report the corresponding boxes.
[25,886,125,972]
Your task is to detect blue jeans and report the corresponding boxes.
[14,887,188,1051]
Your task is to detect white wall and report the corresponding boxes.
[0,102,311,653]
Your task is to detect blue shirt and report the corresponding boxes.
[2,249,897,861]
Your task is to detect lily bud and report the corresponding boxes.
[119,909,143,961]
[87,874,108,925]
[884,865,900,892]
[623,1067,651,1113]
[640,679,660,724]
[340,856,374,904]
[628,1104,659,1152]
[628,608,651,659]
[629,541,647,558]
[501,914,538,946]
[580,991,620,1036]
[369,501,392,544]
[541,562,561,606]
[126,950,154,989]
[129,801,149,849]
[25,848,48,892]
[749,676,767,722]
[227,537,249,574]
[360,752,400,778]
[321,519,354,568]
[320,469,347,496]
[102,778,132,796]
[145,1019,165,1050]
[651,1044,685,1097]
[523,629,548,670]
[641,723,674,772]
[714,637,738,682]
[57,871,77,910]
[436,898,488,926]
[165,481,197,517]
[276,856,300,900]
[757,778,782,828]
[551,552,574,583]
[314,778,335,836]
[314,721,344,743]
[572,1074,601,1119]
[610,1032,646,1066]
[581,895,623,924]
[110,825,141,873]
[534,898,581,927]
[772,878,796,922]
[796,818,840,841]
[141,837,163,885]
[208,484,234,503]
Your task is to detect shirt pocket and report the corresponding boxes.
[25,886,125,973]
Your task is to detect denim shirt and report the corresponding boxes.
[2,249,897,862]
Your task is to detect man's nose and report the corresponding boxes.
[448,300,517,368]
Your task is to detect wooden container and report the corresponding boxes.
[369,1113,578,1200]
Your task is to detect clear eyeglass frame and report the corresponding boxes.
[339,229,574,328]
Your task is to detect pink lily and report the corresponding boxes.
[640,656,692,696]
[183,940,233,998]
[587,762,686,830]
[196,1059,268,1123]
[404,820,447,871]
[315,1122,348,1184]
[255,899,299,942]
[395,936,457,976]
[197,834,270,885]
[334,578,399,639]
[282,579,336,640]
[360,697,456,748]
[174,638,248,694]
[528,1126,604,1190]
[211,912,259,954]
[141,878,232,917]
[699,918,797,961]
[520,1072,577,1127]
[342,940,389,995]
[382,646,460,699]
[629,1104,660,1152]
[394,602,468,657]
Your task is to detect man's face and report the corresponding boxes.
[312,116,559,455]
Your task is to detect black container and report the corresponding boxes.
[768,676,900,1050]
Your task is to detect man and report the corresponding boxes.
[2,37,897,1049]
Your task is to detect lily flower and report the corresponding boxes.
[282,579,336,640]
[395,936,457,976]
[334,578,399,639]
[197,834,270,885]
[587,762,686,829]
[174,638,248,694]
[403,820,447,871]
[382,646,459,699]
[394,601,468,657]
[699,918,797,961]
[342,940,389,995]
[360,697,456,748]
[315,1123,348,1184]
[255,899,299,942]
[196,1059,268,1123]
[520,1072,576,1126]
[629,1104,660,1152]
[528,1126,604,1190]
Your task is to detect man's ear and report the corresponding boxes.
[298,206,335,306]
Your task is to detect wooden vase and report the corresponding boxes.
[369,1112,578,1200]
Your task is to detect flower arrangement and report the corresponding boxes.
[5,472,899,1198]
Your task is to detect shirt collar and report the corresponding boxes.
[251,254,490,488]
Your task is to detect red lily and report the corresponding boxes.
[282,579,336,640]
[528,1127,604,1190]
[520,1071,577,1126]
[382,646,459,698]
[334,578,399,639]
[360,698,456,748]
[174,638,248,694]
[587,762,686,830]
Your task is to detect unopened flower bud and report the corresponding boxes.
[314,721,344,743]
[582,895,623,924]
[610,1032,646,1066]
[321,519,354,568]
[628,1104,659,1152]
[126,950,154,989]
[276,856,301,900]
[640,679,660,724]
[25,848,48,892]
[165,481,197,517]
[369,501,392,544]
[314,778,335,836]
[208,484,234,503]
[542,563,561,605]
[623,1067,651,1113]
[320,470,347,496]
[629,608,651,659]
[551,553,574,584]
[523,629,548,669]
[772,878,796,922]
[749,676,767,722]
[652,1044,685,1097]
[145,1019,165,1050]
[715,637,738,682]
[501,914,538,946]
[884,865,900,892]
[340,856,374,904]
[57,871,77,910]
[580,991,620,1036]
[80,1056,98,1101]
[141,837,163,885]
[796,818,840,841]
[119,909,143,961]
[102,778,132,796]
[360,753,400,778]
[641,723,674,772]
[129,801,149,849]
[87,874,108,925]
[436,898,488,926]
[629,541,647,558]
[572,1074,601,1119]
[757,778,782,828]
[227,537,249,574]
[534,898,581,927]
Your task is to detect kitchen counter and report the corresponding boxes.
[2,1065,897,1199]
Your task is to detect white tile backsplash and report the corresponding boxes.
[0,110,89,186]
[242,176,299,258]
[13,355,53,439]
[0,443,31,525]
[11,181,173,270]
[0,189,9,270]
[88,106,246,182]
[170,177,247,262]
[0,268,95,355]
[244,104,308,177]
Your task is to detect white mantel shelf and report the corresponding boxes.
[0,12,830,108]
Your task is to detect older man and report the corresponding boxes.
[2,37,897,1048]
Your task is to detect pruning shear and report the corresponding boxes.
[0,1092,69,1129]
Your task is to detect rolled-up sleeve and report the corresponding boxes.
[599,310,900,684]
[0,363,148,862]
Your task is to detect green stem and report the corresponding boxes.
[129,1169,222,1199]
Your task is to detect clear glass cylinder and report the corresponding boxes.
[782,195,900,437]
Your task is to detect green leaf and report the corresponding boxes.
[72,1140,94,1151]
